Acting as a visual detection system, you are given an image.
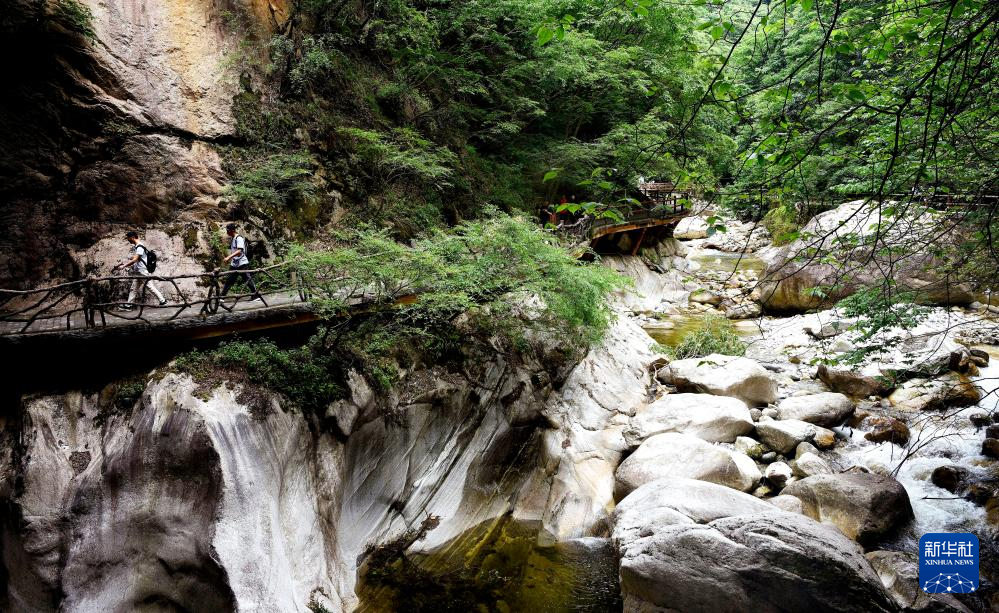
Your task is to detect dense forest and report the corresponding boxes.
[202,0,998,389]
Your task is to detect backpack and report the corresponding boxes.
[138,244,158,273]
[237,235,252,263]
[238,236,265,263]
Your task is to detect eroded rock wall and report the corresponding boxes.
[0,0,290,286]
[0,315,658,611]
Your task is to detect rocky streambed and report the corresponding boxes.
[3,207,999,612]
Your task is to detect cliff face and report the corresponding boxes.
[0,0,290,287]
[0,316,657,612]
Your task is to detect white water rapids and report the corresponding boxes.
[832,347,999,542]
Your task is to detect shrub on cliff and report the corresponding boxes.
[665,315,747,360]
[292,213,626,349]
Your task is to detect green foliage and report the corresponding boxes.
[226,151,316,208]
[665,315,747,360]
[175,339,342,413]
[51,0,95,40]
[292,214,626,350]
[834,287,931,365]
[340,127,458,190]
[761,203,800,246]
[224,151,319,234]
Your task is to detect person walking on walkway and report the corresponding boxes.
[220,223,261,300]
[113,231,166,309]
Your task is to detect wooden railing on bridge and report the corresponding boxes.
[555,183,692,243]
[0,262,309,336]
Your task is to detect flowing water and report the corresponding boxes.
[685,249,766,274]
[830,347,998,538]
[644,248,766,347]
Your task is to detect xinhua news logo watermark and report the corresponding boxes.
[919,533,979,594]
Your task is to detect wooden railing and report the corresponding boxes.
[554,189,692,242]
[0,262,309,335]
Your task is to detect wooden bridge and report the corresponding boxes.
[556,182,693,254]
[0,263,320,344]
[1,189,694,343]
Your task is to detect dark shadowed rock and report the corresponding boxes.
[930,465,969,493]
[865,417,911,446]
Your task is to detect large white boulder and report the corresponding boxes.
[674,216,709,239]
[658,354,778,406]
[777,392,854,427]
[615,433,761,498]
[754,200,975,312]
[613,479,897,613]
[613,478,776,543]
[625,393,754,446]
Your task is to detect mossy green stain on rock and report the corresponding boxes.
[357,518,621,612]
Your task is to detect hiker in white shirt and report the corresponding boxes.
[220,223,261,300]
[112,230,166,309]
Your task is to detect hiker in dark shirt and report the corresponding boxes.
[220,224,261,300]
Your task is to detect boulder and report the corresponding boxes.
[888,373,981,411]
[812,428,837,450]
[753,201,975,312]
[783,473,914,544]
[982,438,999,459]
[816,364,888,398]
[756,419,837,455]
[969,412,991,428]
[674,217,709,240]
[866,550,972,612]
[986,425,999,439]
[613,479,776,544]
[930,465,968,493]
[793,452,833,477]
[689,289,723,306]
[615,433,761,499]
[734,436,767,460]
[805,322,848,339]
[615,509,897,613]
[659,354,778,406]
[725,302,763,320]
[625,393,754,446]
[864,417,911,446]
[778,392,854,427]
[770,495,805,514]
[765,462,793,489]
